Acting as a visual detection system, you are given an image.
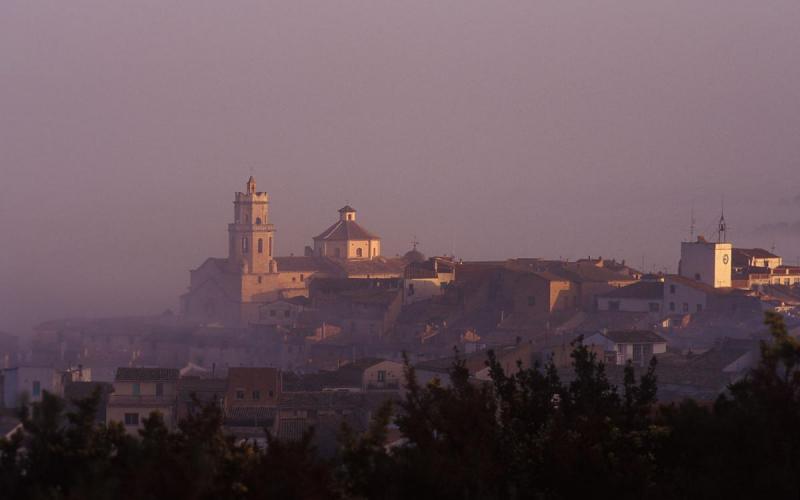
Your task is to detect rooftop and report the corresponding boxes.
[598,281,663,300]
[313,220,380,242]
[602,330,667,344]
[734,247,780,259]
[115,367,179,382]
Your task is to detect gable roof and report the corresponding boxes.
[665,274,747,296]
[227,367,280,390]
[734,248,780,259]
[313,220,380,241]
[275,256,340,273]
[599,281,664,300]
[115,367,179,382]
[603,330,666,344]
[330,258,406,277]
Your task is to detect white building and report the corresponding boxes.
[584,331,667,367]
[361,360,404,391]
[679,237,732,288]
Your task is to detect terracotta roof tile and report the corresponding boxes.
[599,281,664,300]
[115,367,179,382]
[313,220,380,241]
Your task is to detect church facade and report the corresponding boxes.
[180,177,405,326]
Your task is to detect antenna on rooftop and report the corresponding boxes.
[689,202,696,242]
[770,239,776,254]
[717,197,727,243]
[411,235,419,251]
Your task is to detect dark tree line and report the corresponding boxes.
[2,312,800,499]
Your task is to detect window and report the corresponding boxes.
[269,237,273,256]
[669,302,675,312]
[694,273,701,281]
[283,310,290,318]
[124,413,139,426]
[527,296,536,307]
[258,238,264,253]
[132,383,141,396]
[156,382,163,397]
[292,276,296,282]
[258,276,262,284]
[696,304,703,313]
[649,302,660,312]
[633,344,643,364]
[270,309,276,317]
[682,302,688,313]
[300,274,304,282]
[236,389,245,400]
[408,283,415,296]
[242,237,249,254]
[608,300,620,311]
[268,390,274,398]
[255,217,262,225]
[252,390,260,401]
[669,285,676,294]
[377,370,387,382]
[32,380,41,397]
[356,248,363,257]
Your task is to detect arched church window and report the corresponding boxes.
[256,217,262,225]
[356,248,363,258]
[258,238,264,254]
[268,237,273,256]
[242,237,249,254]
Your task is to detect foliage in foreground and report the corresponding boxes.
[2,312,800,499]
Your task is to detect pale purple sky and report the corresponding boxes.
[1,1,799,334]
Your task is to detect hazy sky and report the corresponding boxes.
[2,1,799,334]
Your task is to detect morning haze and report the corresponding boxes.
[1,0,799,334]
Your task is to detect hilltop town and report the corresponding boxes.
[2,176,799,446]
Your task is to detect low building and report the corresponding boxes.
[733,248,782,270]
[403,256,456,305]
[106,367,179,434]
[255,297,310,327]
[361,360,404,391]
[584,330,667,367]
[1,366,63,409]
[224,367,282,413]
[663,274,761,319]
[597,279,664,314]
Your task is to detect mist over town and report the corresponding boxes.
[1,2,800,498]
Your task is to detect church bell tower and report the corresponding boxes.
[228,177,276,274]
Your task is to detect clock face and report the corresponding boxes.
[722,254,729,265]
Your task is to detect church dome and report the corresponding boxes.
[403,248,426,263]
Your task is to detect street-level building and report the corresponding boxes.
[106,367,179,434]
